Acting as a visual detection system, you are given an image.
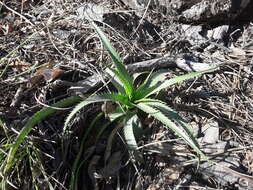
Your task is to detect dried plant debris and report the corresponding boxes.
[1,0,253,189]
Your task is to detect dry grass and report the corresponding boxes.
[1,0,253,189]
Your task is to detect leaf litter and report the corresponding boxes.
[1,0,253,189]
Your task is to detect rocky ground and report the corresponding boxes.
[1,0,253,189]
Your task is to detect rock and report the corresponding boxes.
[123,0,145,9]
[179,24,229,52]
[76,3,108,22]
[199,154,253,190]
[144,0,253,24]
[201,141,228,154]
[181,24,206,45]
[180,0,231,24]
[206,25,229,40]
[200,121,219,144]
[176,55,217,72]
[200,154,240,185]
[122,0,145,16]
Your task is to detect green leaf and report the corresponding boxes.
[101,93,130,106]
[137,69,215,99]
[64,93,132,132]
[133,71,151,87]
[133,69,155,100]
[135,102,203,156]
[144,100,199,149]
[105,68,125,94]
[0,119,4,126]
[4,96,82,173]
[123,114,143,162]
[91,22,134,98]
[64,95,114,131]
[147,70,169,88]
[110,68,134,97]
[134,70,168,99]
[123,114,139,150]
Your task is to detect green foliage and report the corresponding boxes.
[65,22,215,162]
[0,120,55,190]
[3,96,82,174]
[3,21,215,189]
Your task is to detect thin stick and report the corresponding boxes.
[0,1,34,26]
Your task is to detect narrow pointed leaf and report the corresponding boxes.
[139,69,215,99]
[133,70,152,87]
[134,69,155,99]
[134,70,169,99]
[144,100,198,148]
[123,114,139,150]
[135,102,203,156]
[123,114,143,162]
[101,93,130,106]
[109,68,133,97]
[105,68,125,94]
[5,96,82,173]
[64,94,125,131]
[92,22,134,97]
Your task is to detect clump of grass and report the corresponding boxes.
[0,120,55,190]
[0,97,82,189]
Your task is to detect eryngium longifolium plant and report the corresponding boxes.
[4,22,214,176]
[64,22,214,159]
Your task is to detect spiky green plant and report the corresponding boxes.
[3,22,214,190]
[64,22,215,159]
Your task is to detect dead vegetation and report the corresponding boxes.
[1,0,253,189]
